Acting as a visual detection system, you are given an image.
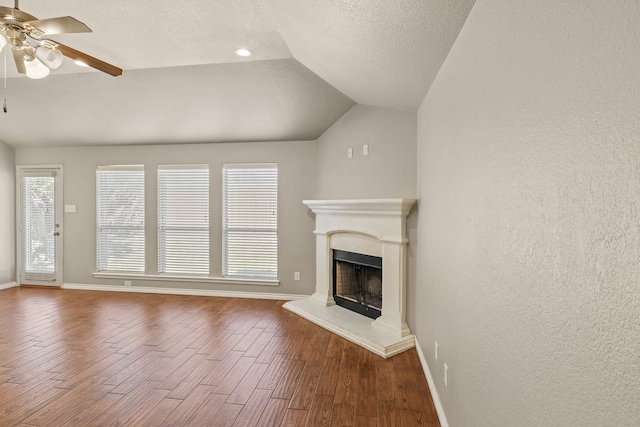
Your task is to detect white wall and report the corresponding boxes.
[417,0,640,425]
[16,141,317,296]
[0,141,15,285]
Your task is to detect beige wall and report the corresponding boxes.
[16,141,317,295]
[0,141,15,285]
[13,104,419,299]
[417,0,640,425]
[314,104,416,200]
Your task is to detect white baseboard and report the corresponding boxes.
[62,283,308,301]
[0,281,17,290]
[415,337,449,427]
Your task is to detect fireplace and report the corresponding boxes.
[333,250,382,319]
[283,198,416,358]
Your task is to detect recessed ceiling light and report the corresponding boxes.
[74,60,89,67]
[234,48,253,57]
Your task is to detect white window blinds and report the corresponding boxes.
[158,165,209,275]
[96,166,145,272]
[223,164,277,279]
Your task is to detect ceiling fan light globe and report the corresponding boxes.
[24,57,50,79]
[36,45,63,69]
[0,35,6,52]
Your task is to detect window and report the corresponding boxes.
[223,164,277,279]
[158,165,209,274]
[96,166,145,272]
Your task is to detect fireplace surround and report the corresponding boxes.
[283,198,416,358]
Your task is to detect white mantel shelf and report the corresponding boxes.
[284,198,416,359]
[302,198,416,217]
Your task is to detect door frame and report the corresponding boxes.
[16,165,64,287]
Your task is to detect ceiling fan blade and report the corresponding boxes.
[0,6,37,22]
[11,49,26,74]
[53,42,122,76]
[25,16,91,35]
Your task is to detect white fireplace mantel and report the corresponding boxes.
[283,198,416,358]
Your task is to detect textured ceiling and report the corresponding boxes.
[0,0,475,148]
[265,0,477,111]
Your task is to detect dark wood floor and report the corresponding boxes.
[0,287,440,427]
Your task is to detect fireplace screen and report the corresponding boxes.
[333,249,382,319]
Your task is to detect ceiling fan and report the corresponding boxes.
[0,0,121,79]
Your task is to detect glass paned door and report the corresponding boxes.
[18,167,62,286]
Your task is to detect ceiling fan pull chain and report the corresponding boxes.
[3,50,7,113]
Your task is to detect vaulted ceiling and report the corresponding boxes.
[0,0,476,148]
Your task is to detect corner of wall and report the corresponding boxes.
[313,103,417,200]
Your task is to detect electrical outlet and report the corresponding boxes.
[435,341,439,361]
[363,144,369,156]
[444,363,449,387]
[347,148,353,158]
[124,280,132,287]
[294,272,300,281]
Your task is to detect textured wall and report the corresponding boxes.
[416,0,640,425]
[0,141,15,284]
[16,141,317,296]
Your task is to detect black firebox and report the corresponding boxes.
[332,249,382,319]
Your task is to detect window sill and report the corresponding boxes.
[92,272,280,287]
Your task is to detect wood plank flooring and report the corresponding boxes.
[0,287,440,426]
